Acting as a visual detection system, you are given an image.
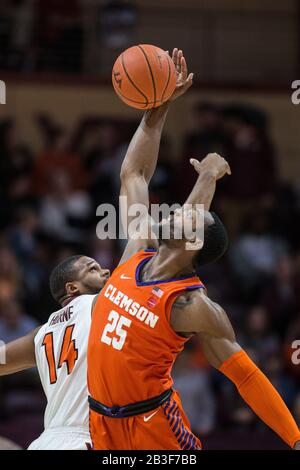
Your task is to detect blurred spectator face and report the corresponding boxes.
[246,306,269,336]
[1,300,22,330]
[263,353,283,377]
[0,247,18,276]
[275,255,294,283]
[49,169,71,197]
[0,279,17,303]
[54,133,69,153]
[16,206,38,232]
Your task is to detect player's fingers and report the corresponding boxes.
[177,50,182,71]
[226,163,232,175]
[186,72,194,86]
[181,56,187,81]
[189,158,202,172]
[180,73,193,92]
[172,48,178,66]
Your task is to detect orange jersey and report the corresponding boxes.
[87,249,204,407]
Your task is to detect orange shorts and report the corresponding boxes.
[89,390,202,450]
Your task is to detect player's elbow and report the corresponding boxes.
[120,165,144,184]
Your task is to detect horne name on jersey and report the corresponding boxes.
[49,305,74,326]
[104,283,159,328]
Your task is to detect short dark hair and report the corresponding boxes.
[49,255,84,303]
[194,212,228,267]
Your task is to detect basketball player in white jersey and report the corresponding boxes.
[0,258,109,450]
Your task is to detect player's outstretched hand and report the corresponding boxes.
[168,48,193,102]
[190,153,231,180]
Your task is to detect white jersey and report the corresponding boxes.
[34,295,96,432]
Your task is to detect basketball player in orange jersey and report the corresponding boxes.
[87,50,300,450]
[0,48,203,449]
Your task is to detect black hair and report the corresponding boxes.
[194,212,228,267]
[49,255,84,303]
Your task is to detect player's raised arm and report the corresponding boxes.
[171,292,300,449]
[120,49,193,210]
[184,153,231,211]
[119,49,193,263]
[0,327,40,376]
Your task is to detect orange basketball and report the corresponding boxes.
[112,44,176,109]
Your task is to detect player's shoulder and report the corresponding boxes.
[45,294,97,327]
[72,293,98,306]
[172,287,207,308]
[170,288,229,336]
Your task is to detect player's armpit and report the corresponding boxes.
[0,326,40,376]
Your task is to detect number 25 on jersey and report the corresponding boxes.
[101,310,131,351]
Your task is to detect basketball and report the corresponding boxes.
[112,44,176,109]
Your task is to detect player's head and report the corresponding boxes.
[192,211,228,267]
[49,255,110,305]
[158,209,228,267]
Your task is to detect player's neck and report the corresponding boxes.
[61,294,78,307]
[143,244,195,281]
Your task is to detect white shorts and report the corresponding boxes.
[28,426,92,450]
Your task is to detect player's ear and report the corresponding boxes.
[65,281,80,296]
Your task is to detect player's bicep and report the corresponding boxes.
[195,294,241,367]
[171,291,240,367]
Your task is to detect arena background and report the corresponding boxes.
[0,0,300,450]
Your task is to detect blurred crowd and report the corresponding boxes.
[1,101,300,449]
[0,0,138,75]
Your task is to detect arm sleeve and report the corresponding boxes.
[219,350,300,448]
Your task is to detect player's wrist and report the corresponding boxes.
[142,102,169,128]
[198,165,219,180]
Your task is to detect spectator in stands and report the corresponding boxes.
[0,119,33,226]
[39,168,92,244]
[229,211,288,298]
[294,393,300,427]
[32,116,87,195]
[260,255,298,335]
[0,299,37,343]
[177,102,227,202]
[238,305,280,367]
[149,135,176,205]
[0,246,22,304]
[220,104,277,237]
[173,345,216,436]
[83,121,126,207]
